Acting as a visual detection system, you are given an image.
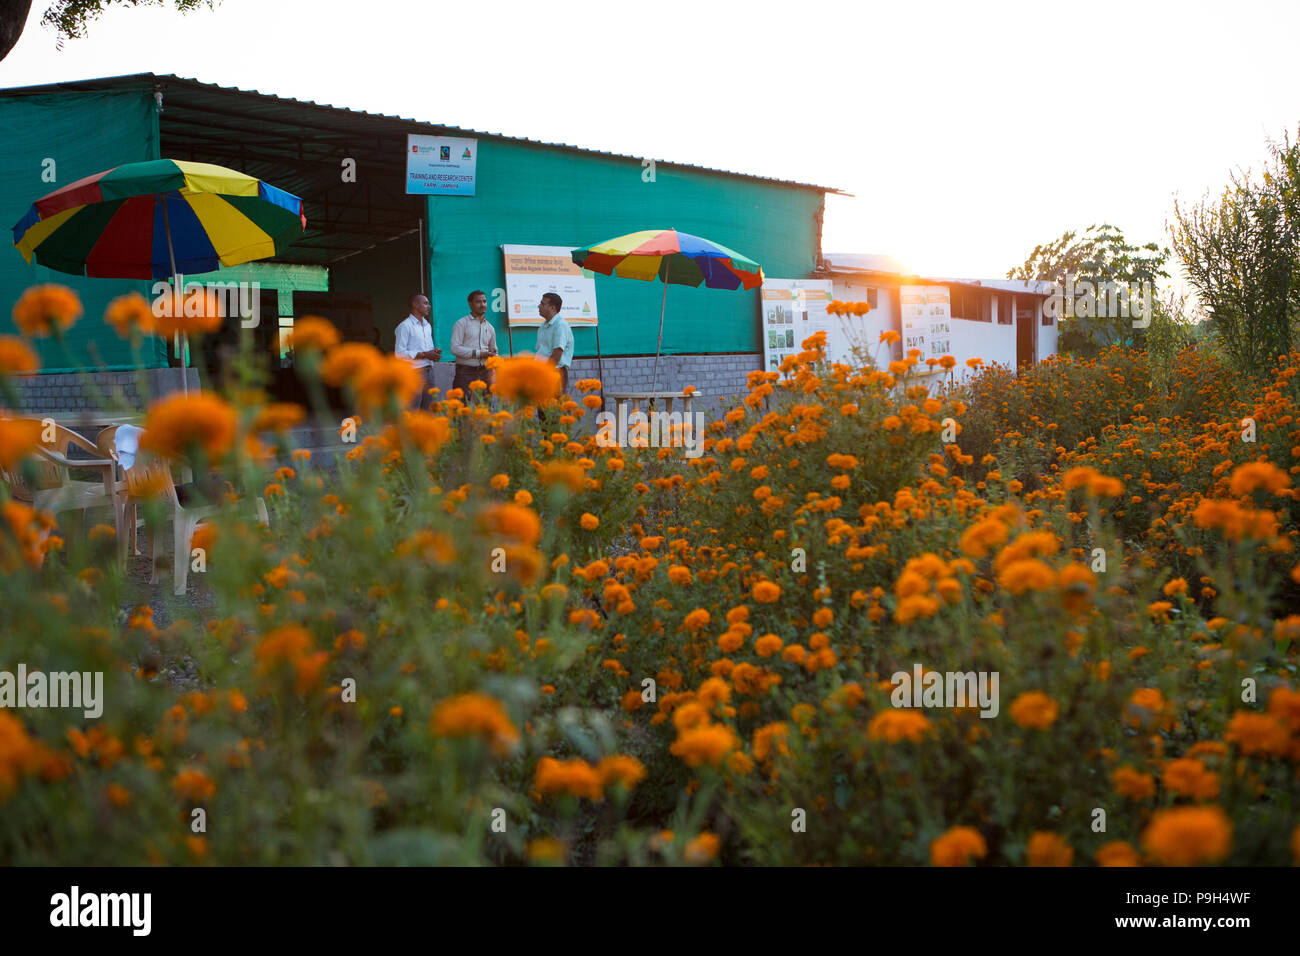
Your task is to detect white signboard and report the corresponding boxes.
[900,285,952,359]
[406,134,477,196]
[501,244,598,329]
[760,278,838,371]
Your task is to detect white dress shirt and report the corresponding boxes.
[450,314,497,366]
[395,314,435,368]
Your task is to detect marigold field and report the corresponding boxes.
[2,289,1300,866]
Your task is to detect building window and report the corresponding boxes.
[951,288,990,322]
[998,294,1013,324]
[1041,303,1053,326]
[867,288,879,309]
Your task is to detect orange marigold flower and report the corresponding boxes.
[1112,765,1156,801]
[252,402,307,434]
[580,513,599,531]
[1223,711,1290,756]
[754,633,783,657]
[1057,562,1096,615]
[930,826,987,866]
[534,756,603,800]
[1141,806,1232,866]
[1163,758,1220,800]
[684,831,720,864]
[597,755,646,791]
[355,354,422,412]
[1009,691,1058,730]
[139,393,238,462]
[479,502,541,547]
[0,417,42,471]
[752,722,790,762]
[670,723,738,767]
[0,336,39,376]
[321,342,383,386]
[402,411,453,454]
[867,709,931,743]
[493,355,562,404]
[430,692,520,756]
[1267,686,1300,733]
[1125,687,1173,730]
[172,767,216,802]
[1228,461,1291,497]
[752,580,781,604]
[1095,840,1140,867]
[287,316,341,352]
[1026,831,1073,866]
[998,558,1056,595]
[104,291,155,337]
[960,517,1008,558]
[682,608,711,632]
[12,284,82,336]
[151,285,224,337]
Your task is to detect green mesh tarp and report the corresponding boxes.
[425,139,823,358]
[1,89,164,371]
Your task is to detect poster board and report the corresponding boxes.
[760,278,837,371]
[501,244,598,328]
[406,134,477,195]
[900,285,952,359]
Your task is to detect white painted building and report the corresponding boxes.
[819,254,1057,378]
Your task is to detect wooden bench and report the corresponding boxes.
[603,390,695,417]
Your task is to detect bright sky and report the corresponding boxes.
[3,0,1299,284]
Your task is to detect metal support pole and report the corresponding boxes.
[161,193,189,395]
[651,258,670,394]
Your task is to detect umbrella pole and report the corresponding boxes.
[651,259,669,394]
[160,194,189,396]
[596,321,605,414]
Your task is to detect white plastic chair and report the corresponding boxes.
[120,449,269,595]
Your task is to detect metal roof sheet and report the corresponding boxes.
[0,72,843,195]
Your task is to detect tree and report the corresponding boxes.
[1008,223,1170,355]
[1,2,35,62]
[1171,130,1300,375]
[0,0,216,61]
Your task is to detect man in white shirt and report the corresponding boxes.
[394,293,441,411]
[449,289,498,401]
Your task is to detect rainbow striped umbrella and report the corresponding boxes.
[12,159,306,279]
[570,229,763,391]
[570,228,763,290]
[13,159,306,393]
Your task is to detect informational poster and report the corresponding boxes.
[501,244,598,328]
[900,285,952,359]
[760,279,837,371]
[406,134,477,195]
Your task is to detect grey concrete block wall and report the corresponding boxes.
[436,352,763,422]
[8,367,199,414]
[8,354,762,421]
[568,352,762,420]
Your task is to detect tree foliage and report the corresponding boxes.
[1171,130,1300,376]
[41,0,216,44]
[1008,224,1170,356]
[0,1,35,62]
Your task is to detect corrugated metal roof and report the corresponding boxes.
[824,254,1053,295]
[0,72,843,195]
